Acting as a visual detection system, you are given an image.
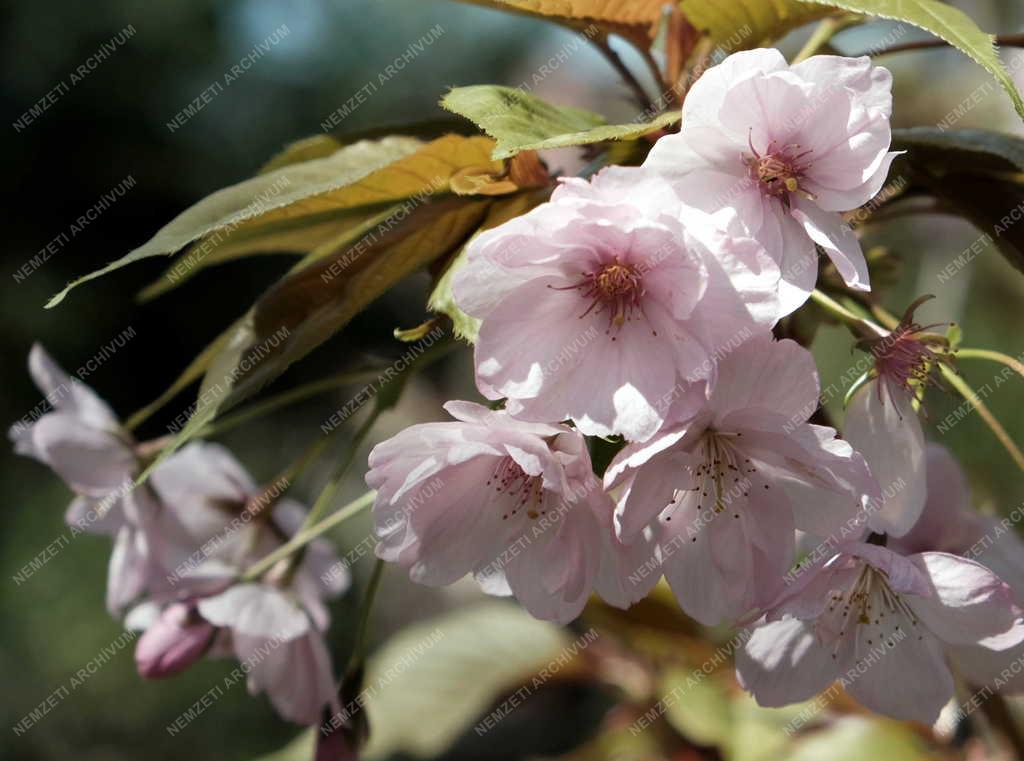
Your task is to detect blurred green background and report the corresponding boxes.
[2,1,1024,760]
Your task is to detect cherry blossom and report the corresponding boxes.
[605,333,877,625]
[645,49,898,312]
[891,444,1024,694]
[9,344,175,612]
[197,582,339,725]
[844,297,952,536]
[365,401,652,623]
[453,166,781,442]
[121,442,348,725]
[134,601,216,678]
[736,542,1024,724]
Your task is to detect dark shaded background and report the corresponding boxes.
[3,2,1024,760]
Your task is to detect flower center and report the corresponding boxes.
[873,326,938,394]
[487,456,546,520]
[743,134,814,203]
[550,260,646,337]
[665,431,758,529]
[859,296,951,403]
[823,564,921,655]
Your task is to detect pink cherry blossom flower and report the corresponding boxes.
[135,601,216,678]
[8,345,181,612]
[736,541,1024,724]
[198,582,339,725]
[844,297,952,536]
[366,401,645,623]
[119,442,348,724]
[453,166,782,442]
[891,444,1024,694]
[645,49,898,312]
[605,334,877,626]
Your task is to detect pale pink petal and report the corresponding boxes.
[736,618,837,706]
[790,197,870,291]
[845,381,927,537]
[198,584,309,641]
[906,552,1024,647]
[948,640,1024,693]
[31,413,136,497]
[237,630,336,725]
[840,621,953,724]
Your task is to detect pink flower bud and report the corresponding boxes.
[135,603,215,679]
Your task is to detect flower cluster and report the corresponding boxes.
[13,49,1024,732]
[10,345,347,728]
[366,50,1024,724]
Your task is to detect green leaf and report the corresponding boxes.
[678,0,837,49]
[258,135,347,174]
[136,206,387,301]
[428,189,550,342]
[892,127,1024,275]
[797,0,1024,119]
[658,667,732,746]
[361,602,572,759]
[441,85,678,159]
[138,194,493,476]
[48,135,502,308]
[46,137,423,308]
[892,126,1024,173]
[452,0,664,46]
[786,716,929,761]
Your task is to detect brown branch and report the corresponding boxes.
[866,32,1024,57]
[592,32,656,114]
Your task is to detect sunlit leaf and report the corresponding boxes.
[678,0,837,49]
[259,134,348,174]
[137,207,386,301]
[453,0,664,45]
[798,0,1024,119]
[144,196,491,477]
[442,85,678,159]
[46,137,423,307]
[362,602,572,759]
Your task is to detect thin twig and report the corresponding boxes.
[867,33,1024,57]
[593,33,655,113]
[940,364,1024,472]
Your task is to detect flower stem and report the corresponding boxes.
[345,558,386,678]
[939,364,1024,471]
[200,367,383,438]
[955,348,1024,382]
[792,15,857,63]
[241,490,376,582]
[593,33,656,113]
[809,289,884,336]
[869,33,1024,58]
